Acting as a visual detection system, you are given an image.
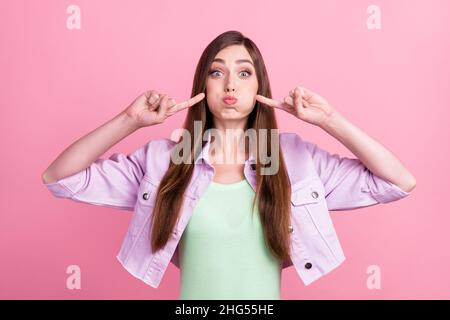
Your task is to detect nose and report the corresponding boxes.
[225,75,236,93]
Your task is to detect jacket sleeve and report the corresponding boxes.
[43,142,150,211]
[304,140,411,211]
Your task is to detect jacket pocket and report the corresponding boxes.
[134,176,181,237]
[129,176,159,237]
[290,177,324,236]
[291,177,323,205]
[137,176,159,207]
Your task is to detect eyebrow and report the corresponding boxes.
[212,58,254,67]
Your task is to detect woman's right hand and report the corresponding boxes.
[124,90,205,128]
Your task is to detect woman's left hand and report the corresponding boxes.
[255,86,338,127]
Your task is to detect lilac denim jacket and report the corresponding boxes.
[44,132,410,288]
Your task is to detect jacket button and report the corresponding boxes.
[250,163,256,170]
[311,191,319,199]
[288,225,294,233]
[142,192,150,200]
[305,262,312,269]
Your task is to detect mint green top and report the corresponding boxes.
[178,179,282,300]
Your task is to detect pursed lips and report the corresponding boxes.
[223,96,238,105]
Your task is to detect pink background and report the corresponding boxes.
[1,0,449,299]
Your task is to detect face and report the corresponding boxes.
[205,45,258,127]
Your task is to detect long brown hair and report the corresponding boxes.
[150,30,292,264]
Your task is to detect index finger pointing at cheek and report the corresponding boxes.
[256,94,283,108]
[189,92,206,106]
[173,92,205,113]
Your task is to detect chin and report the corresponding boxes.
[220,113,242,119]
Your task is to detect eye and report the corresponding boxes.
[209,69,222,77]
[208,69,253,78]
[240,70,252,77]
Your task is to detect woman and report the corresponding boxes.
[42,30,416,300]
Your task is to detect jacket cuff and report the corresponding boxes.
[370,177,411,204]
[44,169,87,198]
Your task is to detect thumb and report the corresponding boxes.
[156,95,169,117]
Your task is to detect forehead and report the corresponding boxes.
[212,45,253,64]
